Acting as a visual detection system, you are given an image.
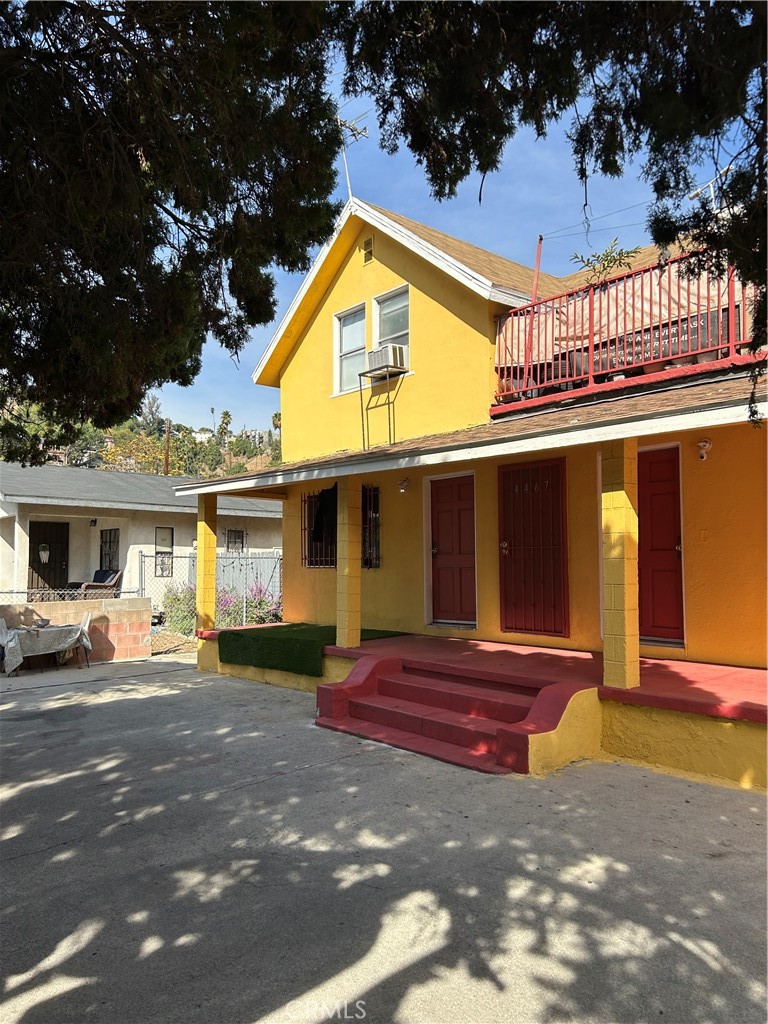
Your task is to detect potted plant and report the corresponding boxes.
[38,543,50,564]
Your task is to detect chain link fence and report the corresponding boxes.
[139,551,283,634]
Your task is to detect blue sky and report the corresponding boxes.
[156,104,693,434]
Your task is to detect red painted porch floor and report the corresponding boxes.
[325,635,767,725]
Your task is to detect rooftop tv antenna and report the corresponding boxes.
[338,115,369,200]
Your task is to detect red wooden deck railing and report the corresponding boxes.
[494,253,758,404]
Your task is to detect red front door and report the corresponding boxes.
[639,448,684,641]
[499,460,569,636]
[431,476,476,623]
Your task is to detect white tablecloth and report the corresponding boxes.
[2,624,92,675]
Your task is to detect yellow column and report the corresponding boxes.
[601,439,640,688]
[336,478,362,649]
[196,494,217,633]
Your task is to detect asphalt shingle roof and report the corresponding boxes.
[0,463,281,517]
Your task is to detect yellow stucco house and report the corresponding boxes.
[177,198,767,785]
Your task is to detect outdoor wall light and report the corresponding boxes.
[397,477,410,493]
[696,438,712,462]
[90,518,97,527]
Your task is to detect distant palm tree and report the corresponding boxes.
[272,411,281,432]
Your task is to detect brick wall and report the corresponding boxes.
[0,598,151,664]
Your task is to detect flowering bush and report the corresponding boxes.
[163,582,196,635]
[161,581,282,635]
[247,581,283,624]
[216,587,244,629]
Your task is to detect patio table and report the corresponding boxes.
[1,623,91,676]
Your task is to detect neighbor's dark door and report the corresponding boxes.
[431,475,476,623]
[499,460,569,636]
[27,521,69,591]
[639,448,684,642]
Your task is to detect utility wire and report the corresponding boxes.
[544,221,648,241]
[543,200,653,238]
[543,170,718,240]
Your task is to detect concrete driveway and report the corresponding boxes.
[1,658,765,1024]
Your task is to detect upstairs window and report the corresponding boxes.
[336,305,366,392]
[376,288,409,349]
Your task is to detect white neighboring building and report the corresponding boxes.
[0,463,282,601]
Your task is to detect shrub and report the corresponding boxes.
[161,581,282,635]
[216,587,244,629]
[246,581,283,624]
[163,582,197,635]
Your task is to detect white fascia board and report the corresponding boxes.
[352,200,532,306]
[252,200,357,385]
[175,398,763,496]
[251,198,532,384]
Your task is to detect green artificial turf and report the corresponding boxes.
[216,623,406,677]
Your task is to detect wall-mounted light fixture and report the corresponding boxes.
[90,518,97,527]
[696,438,712,462]
[397,477,410,493]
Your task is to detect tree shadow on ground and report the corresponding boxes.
[1,669,765,1024]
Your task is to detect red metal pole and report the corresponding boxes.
[727,267,737,357]
[523,235,544,389]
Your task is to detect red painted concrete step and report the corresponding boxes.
[316,715,511,774]
[315,656,590,774]
[377,671,535,723]
[348,694,504,753]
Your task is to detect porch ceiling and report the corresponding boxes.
[175,373,765,497]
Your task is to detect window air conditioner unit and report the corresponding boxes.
[365,343,408,377]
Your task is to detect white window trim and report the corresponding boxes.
[333,302,366,395]
[373,285,409,349]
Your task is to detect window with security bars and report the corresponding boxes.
[154,526,174,577]
[302,485,380,569]
[362,486,380,568]
[100,528,120,572]
[226,529,244,552]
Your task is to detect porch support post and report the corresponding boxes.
[601,439,640,689]
[196,494,217,632]
[336,478,362,649]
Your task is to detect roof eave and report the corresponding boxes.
[175,395,764,497]
[252,197,532,386]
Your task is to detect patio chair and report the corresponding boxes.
[65,570,123,599]
[73,611,91,668]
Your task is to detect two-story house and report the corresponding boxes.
[177,198,766,783]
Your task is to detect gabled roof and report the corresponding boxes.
[253,197,668,388]
[253,197,545,388]
[362,203,563,296]
[0,463,281,517]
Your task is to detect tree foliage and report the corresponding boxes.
[342,1,766,322]
[138,394,164,439]
[1,2,764,465]
[1,0,341,463]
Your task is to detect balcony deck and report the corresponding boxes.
[493,253,761,415]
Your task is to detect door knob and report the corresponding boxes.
[431,544,438,557]
[500,540,509,555]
